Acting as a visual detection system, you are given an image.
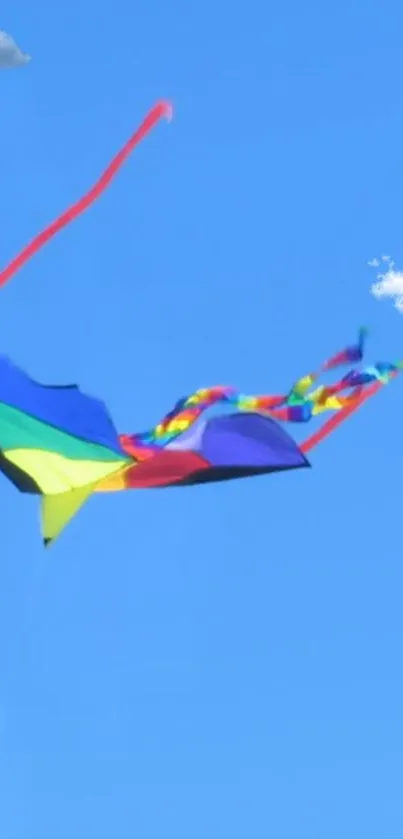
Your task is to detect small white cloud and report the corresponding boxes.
[370,255,403,313]
[368,258,380,267]
[0,30,31,68]
[372,270,403,297]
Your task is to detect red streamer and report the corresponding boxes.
[0,99,173,288]
[301,380,387,453]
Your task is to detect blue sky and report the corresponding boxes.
[1,1,403,837]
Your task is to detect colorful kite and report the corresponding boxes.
[0,100,172,288]
[0,330,400,546]
[0,29,30,67]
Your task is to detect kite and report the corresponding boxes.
[0,330,400,546]
[0,100,172,288]
[0,29,30,67]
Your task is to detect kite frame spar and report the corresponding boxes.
[0,100,172,288]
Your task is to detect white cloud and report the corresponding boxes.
[370,255,403,313]
[0,30,30,68]
[368,258,380,267]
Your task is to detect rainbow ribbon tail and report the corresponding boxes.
[301,367,401,454]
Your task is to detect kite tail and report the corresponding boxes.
[300,369,401,453]
[300,383,381,453]
[119,332,401,455]
[0,100,172,289]
[322,325,367,370]
[287,327,368,401]
[134,332,371,446]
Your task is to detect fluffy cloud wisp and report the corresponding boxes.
[369,256,403,313]
[0,30,30,68]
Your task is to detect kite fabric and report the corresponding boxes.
[0,30,30,67]
[0,100,172,289]
[0,330,400,546]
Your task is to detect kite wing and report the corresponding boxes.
[0,355,130,544]
[0,30,30,67]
